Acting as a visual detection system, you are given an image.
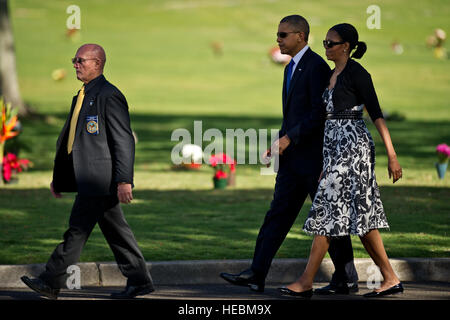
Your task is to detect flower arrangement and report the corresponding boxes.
[209,153,236,189]
[2,153,32,183]
[435,143,450,179]
[1,97,28,184]
[172,144,203,170]
[1,98,20,167]
[52,68,67,81]
[268,46,291,65]
[182,144,203,169]
[436,143,450,164]
[66,28,81,43]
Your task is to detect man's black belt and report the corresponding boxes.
[326,111,363,120]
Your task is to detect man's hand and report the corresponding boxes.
[262,148,272,167]
[50,181,62,199]
[271,135,291,156]
[262,135,291,167]
[117,183,133,204]
[278,135,291,155]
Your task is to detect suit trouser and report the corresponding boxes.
[39,194,153,289]
[251,167,358,284]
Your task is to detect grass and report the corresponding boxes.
[1,178,449,264]
[0,0,449,264]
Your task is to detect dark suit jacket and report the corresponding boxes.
[279,47,331,176]
[52,74,135,196]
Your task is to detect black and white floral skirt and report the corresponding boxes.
[303,89,389,237]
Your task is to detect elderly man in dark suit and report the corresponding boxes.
[220,15,359,295]
[21,44,153,299]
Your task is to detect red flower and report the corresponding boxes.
[209,153,236,185]
[2,161,11,181]
[2,153,32,181]
[209,153,236,167]
[214,170,228,180]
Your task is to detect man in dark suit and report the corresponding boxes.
[220,15,359,294]
[21,44,153,299]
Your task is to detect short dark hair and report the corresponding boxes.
[280,15,310,42]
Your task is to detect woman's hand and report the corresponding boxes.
[373,118,402,184]
[388,156,402,183]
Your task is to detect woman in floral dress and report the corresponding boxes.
[279,23,404,298]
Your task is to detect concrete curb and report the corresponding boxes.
[1,258,449,288]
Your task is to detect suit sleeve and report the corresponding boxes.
[105,91,135,185]
[286,60,329,144]
[278,65,288,137]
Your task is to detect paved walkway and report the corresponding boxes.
[1,282,449,300]
[2,282,448,319]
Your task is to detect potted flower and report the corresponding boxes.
[209,153,236,189]
[2,152,32,184]
[436,143,450,179]
[213,169,228,189]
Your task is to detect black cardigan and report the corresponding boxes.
[331,59,384,122]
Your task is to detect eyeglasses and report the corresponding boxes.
[71,57,97,64]
[323,40,345,48]
[277,31,300,38]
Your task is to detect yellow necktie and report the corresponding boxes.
[67,85,85,154]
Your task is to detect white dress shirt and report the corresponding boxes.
[288,44,309,79]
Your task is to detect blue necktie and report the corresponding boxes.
[286,59,295,93]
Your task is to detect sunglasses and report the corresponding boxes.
[277,31,300,38]
[323,40,345,48]
[71,57,97,64]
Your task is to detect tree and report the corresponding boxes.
[0,0,27,116]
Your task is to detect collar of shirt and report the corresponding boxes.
[83,74,105,94]
[289,44,309,77]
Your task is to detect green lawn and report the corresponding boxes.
[0,0,449,264]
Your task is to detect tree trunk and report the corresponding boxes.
[0,0,27,116]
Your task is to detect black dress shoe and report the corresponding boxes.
[220,269,265,292]
[111,283,155,299]
[347,282,359,293]
[363,282,404,298]
[278,286,313,299]
[314,282,359,295]
[21,276,59,300]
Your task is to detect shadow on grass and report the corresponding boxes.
[15,112,450,171]
[0,185,448,264]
